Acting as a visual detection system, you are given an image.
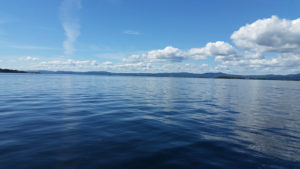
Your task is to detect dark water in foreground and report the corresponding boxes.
[0,74,300,169]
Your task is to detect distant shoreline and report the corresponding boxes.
[1,68,300,81]
[36,70,300,81]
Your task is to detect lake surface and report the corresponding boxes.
[0,74,300,169]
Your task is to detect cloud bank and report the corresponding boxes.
[33,16,300,74]
[60,0,81,56]
[38,59,97,70]
[36,59,211,73]
[124,41,239,63]
[121,16,300,74]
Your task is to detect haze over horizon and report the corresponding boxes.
[0,0,300,75]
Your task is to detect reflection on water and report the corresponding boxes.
[0,74,300,169]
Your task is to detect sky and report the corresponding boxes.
[0,0,300,74]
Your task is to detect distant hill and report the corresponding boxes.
[33,70,300,81]
[0,68,26,73]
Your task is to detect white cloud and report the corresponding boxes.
[25,56,39,61]
[60,0,81,56]
[249,54,300,68]
[102,61,113,65]
[101,62,212,73]
[220,15,300,74]
[218,54,300,74]
[124,42,238,63]
[231,16,300,54]
[107,62,151,72]
[18,56,40,61]
[38,59,97,70]
[153,63,213,73]
[189,41,237,57]
[243,51,263,59]
[187,41,239,61]
[124,46,187,63]
[123,30,140,35]
[34,58,214,73]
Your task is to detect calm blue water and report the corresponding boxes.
[0,74,300,169]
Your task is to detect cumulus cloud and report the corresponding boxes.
[188,41,236,57]
[221,15,300,73]
[124,41,238,63]
[124,46,187,63]
[60,0,81,56]
[187,41,239,61]
[231,16,300,54]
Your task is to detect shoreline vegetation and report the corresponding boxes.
[1,68,300,81]
[0,68,26,73]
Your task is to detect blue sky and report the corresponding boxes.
[0,0,300,74]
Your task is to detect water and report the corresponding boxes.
[0,74,300,169]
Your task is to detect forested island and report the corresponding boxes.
[0,68,26,73]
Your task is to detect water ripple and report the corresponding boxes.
[0,74,300,169]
